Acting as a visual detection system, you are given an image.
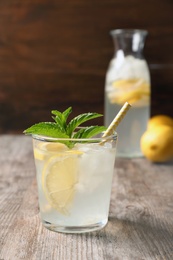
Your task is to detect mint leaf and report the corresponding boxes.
[51,110,65,132]
[63,107,72,122]
[24,122,68,138]
[66,113,103,137]
[73,126,106,139]
[51,107,72,133]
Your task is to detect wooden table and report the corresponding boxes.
[0,135,173,260]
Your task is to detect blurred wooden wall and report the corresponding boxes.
[0,0,173,133]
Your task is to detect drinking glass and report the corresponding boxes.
[32,132,117,233]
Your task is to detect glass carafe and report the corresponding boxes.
[104,29,151,157]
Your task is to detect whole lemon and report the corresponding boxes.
[141,125,173,163]
[148,115,173,130]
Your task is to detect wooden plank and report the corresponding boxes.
[0,135,173,259]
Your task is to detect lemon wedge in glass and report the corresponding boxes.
[42,152,82,215]
[34,142,67,161]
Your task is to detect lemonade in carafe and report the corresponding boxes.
[105,29,151,157]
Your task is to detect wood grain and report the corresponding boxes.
[0,0,173,131]
[0,135,173,259]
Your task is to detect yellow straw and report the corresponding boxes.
[102,102,131,138]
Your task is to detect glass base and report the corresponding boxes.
[42,219,108,234]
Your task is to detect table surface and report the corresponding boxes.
[0,135,173,260]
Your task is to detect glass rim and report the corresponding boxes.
[110,29,148,36]
[31,132,117,143]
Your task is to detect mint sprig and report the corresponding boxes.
[24,107,107,148]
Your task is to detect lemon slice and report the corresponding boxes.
[34,147,46,161]
[42,153,80,215]
[34,142,67,161]
[113,79,142,90]
[109,78,150,106]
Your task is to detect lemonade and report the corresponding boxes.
[33,135,116,233]
[105,28,151,157]
[105,55,151,157]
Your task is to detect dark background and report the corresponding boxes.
[0,0,173,133]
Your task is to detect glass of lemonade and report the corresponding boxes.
[32,132,117,233]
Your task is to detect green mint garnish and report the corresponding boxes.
[24,107,107,148]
